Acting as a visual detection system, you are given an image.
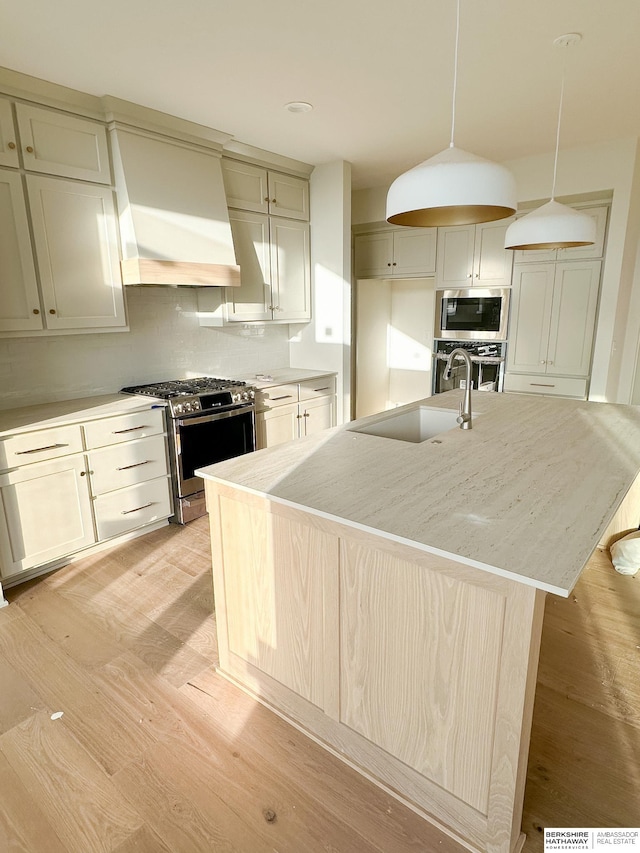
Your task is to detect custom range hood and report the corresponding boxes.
[107,105,239,288]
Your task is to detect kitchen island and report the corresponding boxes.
[197,391,640,853]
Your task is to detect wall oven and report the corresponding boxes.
[435,288,510,341]
[121,378,256,524]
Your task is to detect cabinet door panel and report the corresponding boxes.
[354,233,393,278]
[508,264,555,374]
[393,229,437,276]
[302,396,336,436]
[270,218,310,321]
[16,104,111,183]
[26,176,125,329]
[220,495,335,707]
[268,172,309,220]
[0,455,94,577]
[436,226,475,288]
[226,209,271,321]
[546,261,601,378]
[256,403,299,449]
[222,160,269,214]
[0,169,42,331]
[0,98,19,168]
[557,206,608,261]
[474,219,513,287]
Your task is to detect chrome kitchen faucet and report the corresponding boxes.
[443,348,473,430]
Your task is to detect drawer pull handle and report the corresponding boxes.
[272,395,294,401]
[121,502,154,515]
[312,386,330,392]
[530,383,556,388]
[16,443,69,455]
[113,425,147,434]
[117,460,150,471]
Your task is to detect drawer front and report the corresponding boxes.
[84,408,165,449]
[93,476,172,541]
[504,373,588,399]
[0,424,83,470]
[256,384,299,411]
[299,376,336,401]
[88,434,168,496]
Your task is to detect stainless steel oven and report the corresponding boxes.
[121,378,256,524]
[435,288,510,341]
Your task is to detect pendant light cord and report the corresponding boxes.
[449,0,460,147]
[550,53,567,200]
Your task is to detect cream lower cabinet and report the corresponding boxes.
[0,453,95,576]
[0,408,171,583]
[206,483,545,853]
[255,376,337,449]
[505,260,601,398]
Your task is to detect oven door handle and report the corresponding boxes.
[175,405,255,428]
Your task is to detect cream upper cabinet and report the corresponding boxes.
[507,260,601,389]
[222,159,309,220]
[26,175,125,329]
[436,219,514,288]
[15,103,111,184]
[269,217,310,320]
[226,210,310,322]
[354,228,437,279]
[0,168,42,331]
[513,205,609,264]
[0,98,19,168]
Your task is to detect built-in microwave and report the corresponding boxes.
[434,288,510,341]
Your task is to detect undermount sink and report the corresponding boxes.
[350,406,461,443]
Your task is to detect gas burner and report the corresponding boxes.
[121,377,248,400]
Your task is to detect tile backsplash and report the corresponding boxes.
[0,287,291,409]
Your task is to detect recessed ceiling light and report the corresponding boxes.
[284,101,313,113]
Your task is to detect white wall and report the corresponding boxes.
[0,287,291,409]
[290,160,352,422]
[352,137,640,402]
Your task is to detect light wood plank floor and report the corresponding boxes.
[1,518,638,852]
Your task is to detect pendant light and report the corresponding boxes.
[504,34,596,250]
[386,0,517,228]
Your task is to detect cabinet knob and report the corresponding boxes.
[547,360,554,366]
[264,196,270,202]
[32,308,40,315]
[7,141,16,150]
[540,360,546,364]
[49,308,56,315]
[26,146,34,154]
[467,273,472,278]
[271,198,276,203]
[387,262,392,267]
[392,262,397,266]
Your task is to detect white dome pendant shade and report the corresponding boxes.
[505,199,596,250]
[504,33,595,251]
[386,144,517,227]
[386,0,517,229]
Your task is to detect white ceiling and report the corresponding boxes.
[3,0,640,189]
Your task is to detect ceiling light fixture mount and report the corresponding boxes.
[504,33,595,251]
[386,0,517,228]
[284,101,313,113]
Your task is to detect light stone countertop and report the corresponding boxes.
[197,390,640,597]
[0,394,165,437]
[233,368,337,390]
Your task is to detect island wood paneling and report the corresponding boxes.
[218,492,337,708]
[339,538,504,812]
[205,481,548,853]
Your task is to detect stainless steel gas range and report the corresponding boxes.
[121,377,256,524]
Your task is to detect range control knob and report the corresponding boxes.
[174,403,183,414]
